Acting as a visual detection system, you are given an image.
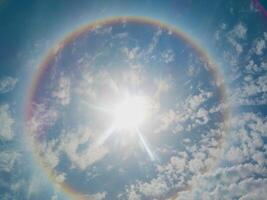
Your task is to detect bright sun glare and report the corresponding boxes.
[113,95,148,130]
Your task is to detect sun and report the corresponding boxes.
[113,95,148,130]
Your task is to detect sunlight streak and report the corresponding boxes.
[96,124,117,146]
[136,128,156,161]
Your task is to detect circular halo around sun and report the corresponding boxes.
[26,17,228,200]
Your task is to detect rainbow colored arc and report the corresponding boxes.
[25,16,229,200]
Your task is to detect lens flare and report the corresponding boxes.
[113,95,148,130]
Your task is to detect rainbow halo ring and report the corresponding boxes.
[26,17,229,200]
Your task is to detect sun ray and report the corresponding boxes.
[82,100,113,113]
[96,124,117,146]
[136,128,157,161]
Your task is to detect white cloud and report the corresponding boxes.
[169,156,187,173]
[123,154,187,199]
[155,109,177,133]
[27,103,58,136]
[88,192,107,200]
[51,194,58,200]
[239,178,267,200]
[123,114,226,199]
[230,74,267,105]
[156,90,213,133]
[0,151,19,172]
[177,163,267,200]
[0,104,15,140]
[122,68,144,87]
[39,128,109,171]
[161,49,175,63]
[0,76,17,93]
[188,152,206,173]
[214,23,227,41]
[245,60,267,74]
[54,172,66,184]
[195,107,209,125]
[225,23,247,54]
[122,47,140,60]
[112,32,129,39]
[187,64,200,77]
[93,25,112,35]
[127,190,141,200]
[226,147,244,164]
[52,76,71,106]
[229,38,243,54]
[153,76,172,99]
[147,28,162,55]
[187,91,213,110]
[76,69,119,104]
[179,90,215,127]
[38,139,60,170]
[139,177,169,197]
[124,132,223,198]
[254,39,266,55]
[65,142,108,170]
[233,23,247,39]
[176,112,267,199]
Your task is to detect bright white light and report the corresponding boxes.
[95,93,157,161]
[113,95,148,130]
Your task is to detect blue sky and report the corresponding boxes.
[0,1,267,200]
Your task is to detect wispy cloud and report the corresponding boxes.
[0,76,17,94]
[0,104,15,141]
